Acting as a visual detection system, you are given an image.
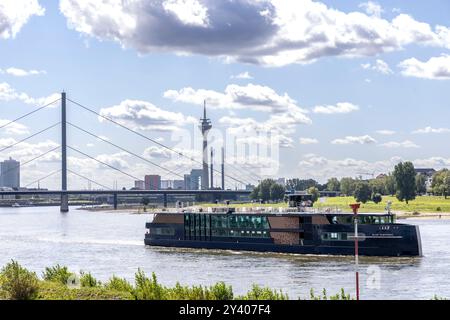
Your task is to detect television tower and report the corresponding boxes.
[199,101,212,190]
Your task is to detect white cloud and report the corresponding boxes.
[165,83,310,116]
[299,138,319,145]
[313,102,359,115]
[412,126,450,134]
[231,72,253,80]
[0,0,45,39]
[59,0,450,67]
[0,139,60,165]
[143,146,173,159]
[0,82,59,107]
[98,99,196,132]
[379,140,420,149]
[331,135,377,145]
[0,119,29,135]
[163,0,209,27]
[399,55,450,80]
[376,130,396,135]
[0,67,46,77]
[361,59,393,74]
[358,1,383,17]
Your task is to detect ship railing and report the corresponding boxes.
[157,206,344,215]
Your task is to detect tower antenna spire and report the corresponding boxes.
[203,100,207,119]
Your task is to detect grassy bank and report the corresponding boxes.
[314,196,450,214]
[201,196,450,214]
[0,261,352,300]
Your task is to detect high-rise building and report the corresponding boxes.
[145,175,161,190]
[0,158,20,189]
[173,180,184,190]
[184,174,191,190]
[161,180,171,190]
[184,169,203,190]
[134,180,145,190]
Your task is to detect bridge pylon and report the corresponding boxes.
[60,92,69,212]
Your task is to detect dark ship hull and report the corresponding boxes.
[145,211,422,257]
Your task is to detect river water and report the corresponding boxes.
[0,206,449,300]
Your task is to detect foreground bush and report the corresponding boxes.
[0,261,360,300]
[239,284,288,300]
[42,264,74,285]
[1,260,39,300]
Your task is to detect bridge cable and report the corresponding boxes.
[67,122,202,190]
[0,122,61,153]
[0,98,61,131]
[24,170,62,188]
[67,98,250,187]
[67,169,112,190]
[0,146,61,179]
[67,145,142,182]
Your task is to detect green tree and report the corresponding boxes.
[250,185,260,201]
[340,177,356,196]
[285,179,318,192]
[354,181,371,204]
[251,179,277,202]
[384,174,396,196]
[270,184,286,202]
[326,178,340,192]
[415,174,427,195]
[393,162,417,204]
[307,187,320,204]
[1,260,38,300]
[372,193,383,204]
[369,178,386,195]
[432,169,450,199]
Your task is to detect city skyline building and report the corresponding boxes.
[145,175,161,190]
[0,158,20,189]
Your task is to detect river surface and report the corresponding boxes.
[0,206,449,300]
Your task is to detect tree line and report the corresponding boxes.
[250,161,450,204]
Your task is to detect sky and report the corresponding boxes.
[1,0,450,190]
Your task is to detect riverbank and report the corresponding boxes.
[0,261,351,300]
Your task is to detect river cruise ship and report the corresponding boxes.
[144,195,422,257]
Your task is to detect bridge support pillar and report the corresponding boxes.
[60,194,69,213]
[113,193,118,210]
[163,193,168,208]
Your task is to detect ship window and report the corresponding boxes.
[151,228,175,236]
[321,232,351,241]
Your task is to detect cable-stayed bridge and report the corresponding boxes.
[0,93,261,211]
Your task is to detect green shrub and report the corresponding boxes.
[80,271,99,288]
[240,284,288,300]
[437,207,442,212]
[104,276,134,294]
[42,264,73,285]
[134,269,166,300]
[309,288,352,300]
[37,281,133,300]
[210,282,234,300]
[0,260,39,300]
